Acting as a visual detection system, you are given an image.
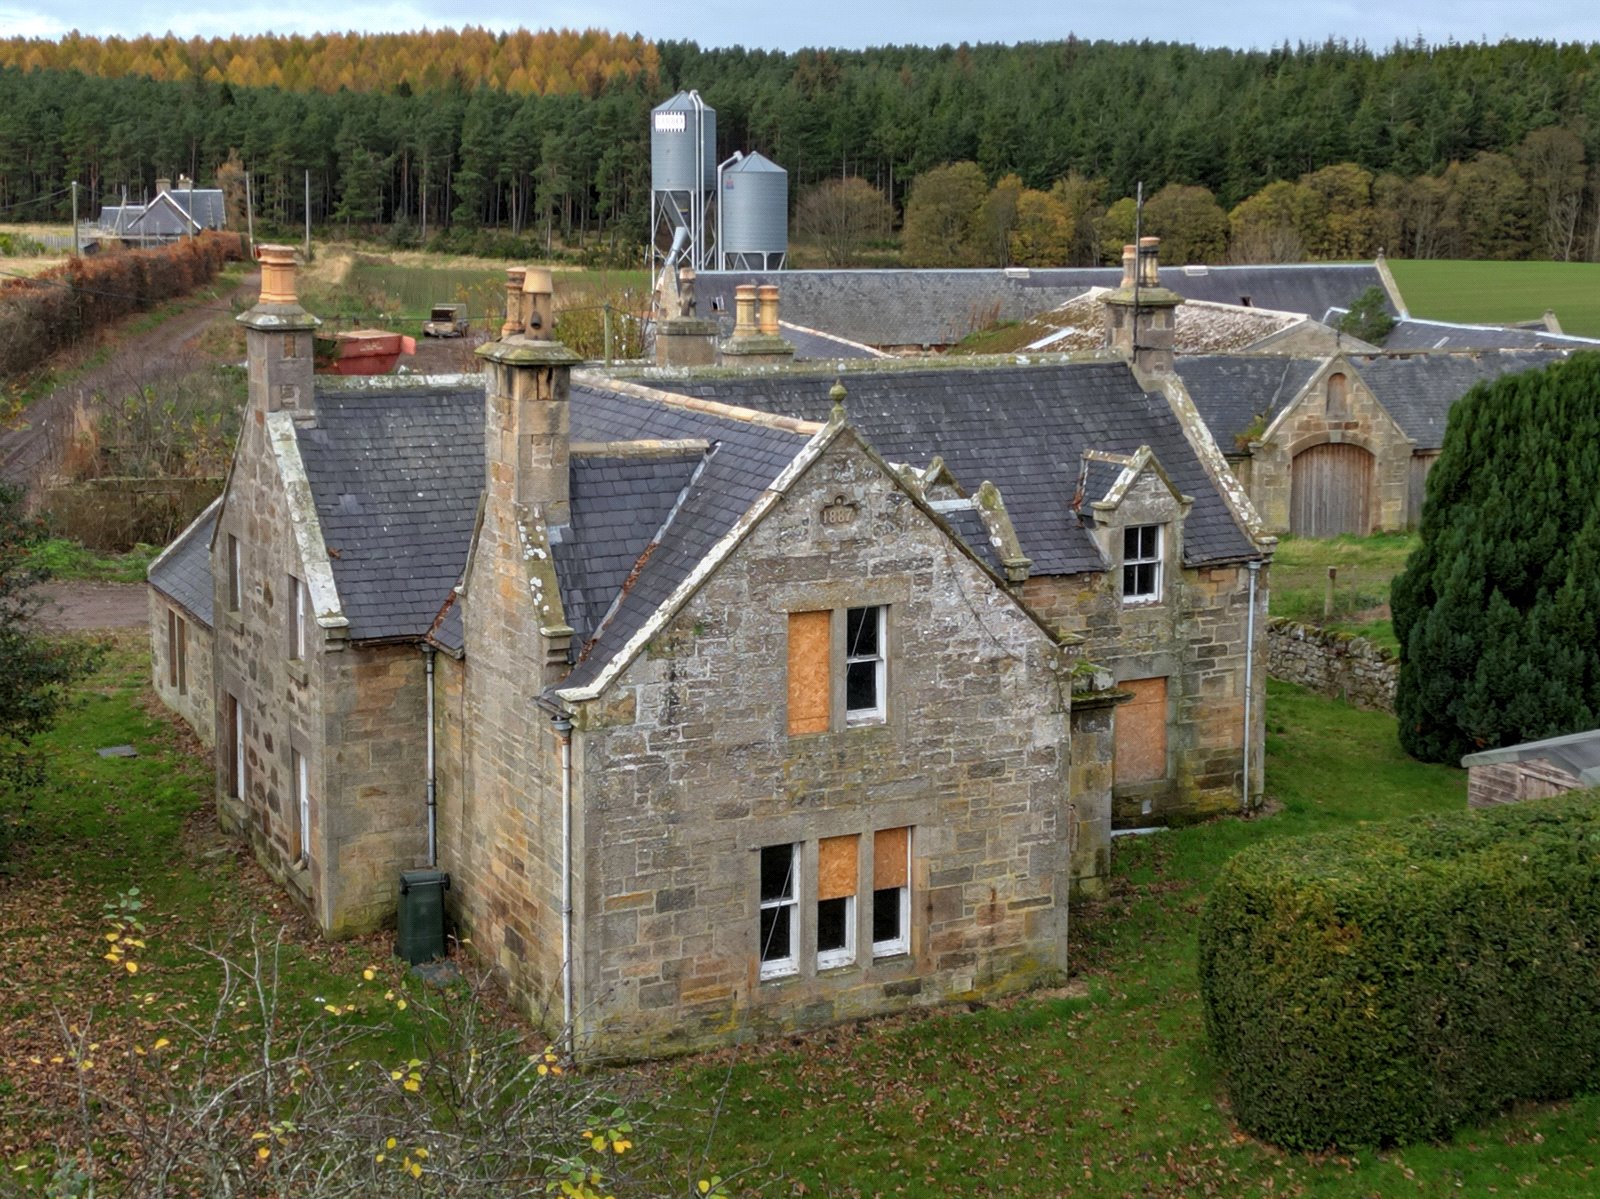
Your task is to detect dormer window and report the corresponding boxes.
[1122,525,1163,603]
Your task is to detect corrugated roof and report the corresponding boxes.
[1461,727,1600,784]
[147,498,219,627]
[642,362,1260,574]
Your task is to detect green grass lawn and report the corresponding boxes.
[1389,259,1600,339]
[640,683,1600,1197]
[9,638,1598,1195]
[1268,532,1416,654]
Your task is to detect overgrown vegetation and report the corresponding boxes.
[1267,532,1414,653]
[1393,354,1600,763]
[21,537,159,583]
[1201,790,1600,1149]
[0,485,102,821]
[1338,284,1397,344]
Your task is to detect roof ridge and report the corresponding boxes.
[574,371,824,435]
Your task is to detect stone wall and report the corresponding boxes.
[1265,617,1397,712]
[1467,759,1580,809]
[215,404,429,937]
[1021,468,1267,828]
[536,432,1078,1057]
[147,588,215,747]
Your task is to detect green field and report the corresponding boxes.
[1389,259,1600,339]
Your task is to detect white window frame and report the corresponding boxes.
[288,573,309,661]
[1121,524,1163,605]
[227,693,245,801]
[292,748,311,867]
[758,844,799,981]
[226,533,241,612]
[873,833,911,960]
[844,605,886,725]
[816,893,856,972]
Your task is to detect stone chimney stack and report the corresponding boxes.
[156,176,172,196]
[237,244,319,418]
[719,282,795,367]
[477,267,582,528]
[1102,235,1182,378]
[655,266,720,367]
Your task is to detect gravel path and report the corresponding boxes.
[29,581,148,631]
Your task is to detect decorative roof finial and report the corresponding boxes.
[829,378,848,424]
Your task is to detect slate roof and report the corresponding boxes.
[1348,351,1569,450]
[560,386,812,689]
[1176,356,1323,448]
[295,383,484,642]
[1382,318,1600,352]
[147,498,219,627]
[1461,727,1600,784]
[640,362,1261,575]
[553,450,704,643]
[126,188,227,237]
[692,263,1394,348]
[780,322,887,361]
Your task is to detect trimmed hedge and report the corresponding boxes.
[0,232,244,380]
[1199,791,1600,1149]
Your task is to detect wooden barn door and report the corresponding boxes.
[1291,443,1373,537]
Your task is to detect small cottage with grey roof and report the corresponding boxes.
[99,175,227,244]
[147,498,220,745]
[1177,349,1574,536]
[1463,729,1600,810]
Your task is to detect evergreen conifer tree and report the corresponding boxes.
[1392,354,1600,762]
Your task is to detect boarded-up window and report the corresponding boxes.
[1326,372,1349,420]
[175,613,187,695]
[873,826,910,956]
[787,610,832,734]
[167,609,179,688]
[817,835,858,969]
[1115,677,1168,785]
[1291,442,1373,537]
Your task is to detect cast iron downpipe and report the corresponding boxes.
[1242,560,1261,809]
[423,644,438,867]
[552,712,575,1038]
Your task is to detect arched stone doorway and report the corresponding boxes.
[1290,442,1373,536]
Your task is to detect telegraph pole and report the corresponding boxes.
[71,181,79,256]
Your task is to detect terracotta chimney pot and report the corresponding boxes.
[757,284,780,335]
[1137,236,1161,287]
[255,243,299,305]
[733,284,758,337]
[1120,244,1137,289]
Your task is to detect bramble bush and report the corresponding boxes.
[1199,790,1600,1149]
[12,898,739,1199]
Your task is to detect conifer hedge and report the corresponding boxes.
[1392,353,1600,764]
[1198,791,1600,1149]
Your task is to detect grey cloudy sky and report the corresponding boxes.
[0,0,1593,50]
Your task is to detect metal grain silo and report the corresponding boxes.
[718,152,788,271]
[650,91,717,273]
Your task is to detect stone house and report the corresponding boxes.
[150,245,1272,1055]
[147,499,219,746]
[1178,349,1573,536]
[1463,730,1600,809]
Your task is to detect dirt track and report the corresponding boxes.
[0,270,260,487]
[30,580,147,631]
